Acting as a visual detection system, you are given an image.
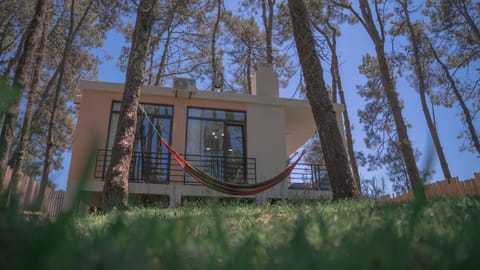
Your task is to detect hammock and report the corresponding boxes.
[161,138,305,196]
[139,104,305,195]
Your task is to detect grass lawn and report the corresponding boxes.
[1,197,479,269]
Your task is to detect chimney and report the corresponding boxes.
[251,63,279,97]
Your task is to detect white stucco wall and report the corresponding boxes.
[246,103,287,201]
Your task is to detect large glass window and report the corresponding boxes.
[106,101,173,182]
[186,108,246,184]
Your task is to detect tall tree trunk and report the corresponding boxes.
[311,10,362,195]
[246,45,252,94]
[103,0,157,209]
[261,0,275,64]
[334,52,361,192]
[375,35,422,196]
[211,0,222,91]
[154,11,174,86]
[36,0,94,210]
[10,4,51,209]
[32,18,72,121]
[4,0,49,207]
[399,0,452,182]
[146,44,155,85]
[330,54,337,103]
[430,44,480,155]
[1,29,27,78]
[327,19,361,193]
[153,29,171,86]
[349,0,423,198]
[288,0,359,199]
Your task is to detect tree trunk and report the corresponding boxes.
[211,0,222,91]
[308,11,361,192]
[261,0,275,64]
[330,53,337,103]
[399,0,452,182]
[154,11,174,86]
[36,0,94,210]
[246,45,252,94]
[4,0,49,207]
[326,19,362,193]
[10,4,51,210]
[153,29,171,86]
[430,44,480,155]
[288,0,359,199]
[146,44,155,85]
[334,52,362,192]
[356,0,423,198]
[1,28,27,78]
[103,0,157,210]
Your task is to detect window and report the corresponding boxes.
[186,108,246,184]
[105,101,173,183]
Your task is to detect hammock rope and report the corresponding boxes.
[139,104,305,195]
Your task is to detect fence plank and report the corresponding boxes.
[46,191,65,220]
[425,184,432,197]
[24,179,35,208]
[382,173,479,202]
[475,173,480,195]
[432,182,441,197]
[465,181,473,195]
[471,178,480,195]
[2,166,64,220]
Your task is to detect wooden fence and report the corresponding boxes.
[380,172,480,202]
[1,166,64,220]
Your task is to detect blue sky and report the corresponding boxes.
[51,7,478,193]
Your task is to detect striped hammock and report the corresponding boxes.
[161,138,305,196]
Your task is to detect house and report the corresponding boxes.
[64,64,345,209]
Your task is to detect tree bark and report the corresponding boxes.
[1,0,49,163]
[261,0,275,64]
[354,0,423,198]
[334,52,362,192]
[211,0,222,91]
[246,45,252,94]
[399,0,452,182]
[316,17,362,194]
[10,3,51,209]
[4,0,49,207]
[1,28,27,78]
[103,0,157,209]
[288,0,359,199]
[36,0,94,210]
[154,10,174,86]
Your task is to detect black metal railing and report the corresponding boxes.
[288,163,330,190]
[95,149,256,184]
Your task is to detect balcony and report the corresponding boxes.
[288,163,330,190]
[95,149,256,185]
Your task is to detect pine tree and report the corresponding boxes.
[103,0,157,209]
[288,0,359,199]
[337,0,424,199]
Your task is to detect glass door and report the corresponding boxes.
[185,108,246,184]
[224,124,245,183]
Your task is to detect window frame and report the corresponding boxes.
[185,107,248,184]
[104,101,174,183]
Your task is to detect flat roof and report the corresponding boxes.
[78,80,311,109]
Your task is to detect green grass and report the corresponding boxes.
[1,197,480,269]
